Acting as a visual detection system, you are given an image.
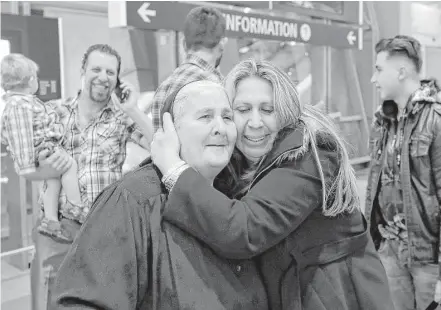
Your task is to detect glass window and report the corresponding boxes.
[0,40,10,101]
[157,33,327,107]
[223,37,326,107]
[411,2,441,38]
[1,39,11,241]
[236,39,310,85]
[0,36,35,266]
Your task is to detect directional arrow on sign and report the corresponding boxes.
[137,2,156,23]
[109,2,363,49]
[346,31,356,45]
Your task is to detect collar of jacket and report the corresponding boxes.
[259,125,305,170]
[375,78,441,122]
[139,157,165,179]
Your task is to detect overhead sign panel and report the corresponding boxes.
[211,1,270,9]
[109,1,363,50]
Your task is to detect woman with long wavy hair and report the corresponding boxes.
[151,59,394,309]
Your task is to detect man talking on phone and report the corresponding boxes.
[30,43,152,310]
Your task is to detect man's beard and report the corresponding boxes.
[89,83,111,103]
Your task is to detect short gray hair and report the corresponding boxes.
[173,80,227,128]
[1,53,39,91]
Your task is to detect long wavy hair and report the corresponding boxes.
[220,59,359,217]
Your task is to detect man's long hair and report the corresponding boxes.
[220,59,359,217]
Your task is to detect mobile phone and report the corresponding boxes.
[425,301,440,310]
[115,77,129,103]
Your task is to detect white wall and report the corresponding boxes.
[399,2,441,79]
[43,8,112,98]
[407,2,441,47]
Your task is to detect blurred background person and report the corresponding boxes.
[367,35,441,310]
[151,6,227,132]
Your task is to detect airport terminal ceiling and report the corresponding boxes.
[274,1,344,14]
[170,31,318,107]
[155,1,363,108]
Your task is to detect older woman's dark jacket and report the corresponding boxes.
[52,160,268,310]
[163,127,394,310]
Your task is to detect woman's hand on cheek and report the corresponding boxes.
[150,112,184,174]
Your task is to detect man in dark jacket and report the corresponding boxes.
[52,80,268,309]
[365,34,441,310]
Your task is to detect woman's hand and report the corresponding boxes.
[150,112,184,175]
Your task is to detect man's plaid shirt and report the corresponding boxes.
[1,92,64,175]
[151,54,223,132]
[42,95,145,214]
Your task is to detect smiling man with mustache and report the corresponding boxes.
[28,43,153,310]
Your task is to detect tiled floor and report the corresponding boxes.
[1,260,31,310]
